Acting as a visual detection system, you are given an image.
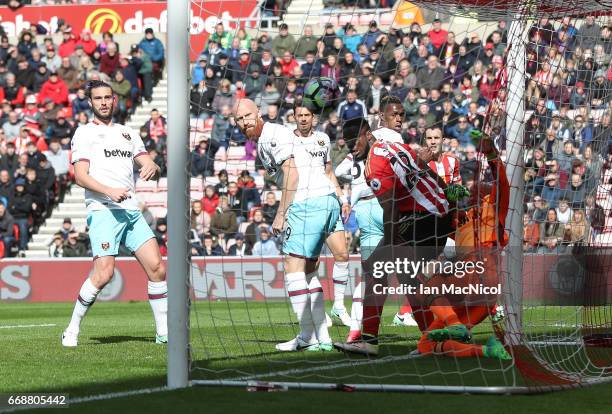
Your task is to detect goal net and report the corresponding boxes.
[167,0,612,393]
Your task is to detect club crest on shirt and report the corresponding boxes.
[122,132,131,141]
[271,141,277,147]
[318,140,325,146]
[101,242,110,251]
[370,178,381,191]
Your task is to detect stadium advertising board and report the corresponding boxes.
[1,255,608,303]
[0,1,258,59]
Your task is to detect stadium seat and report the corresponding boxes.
[157,177,168,191]
[359,14,376,25]
[254,175,264,189]
[226,146,246,160]
[190,177,203,192]
[204,176,220,187]
[148,206,168,219]
[380,12,395,25]
[213,160,227,174]
[140,192,167,207]
[238,221,250,234]
[319,16,337,27]
[190,191,203,201]
[136,179,158,192]
[338,14,353,25]
[215,147,227,161]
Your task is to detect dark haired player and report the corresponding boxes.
[62,80,166,347]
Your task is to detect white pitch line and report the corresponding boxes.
[0,324,56,329]
[226,352,422,381]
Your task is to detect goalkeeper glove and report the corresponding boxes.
[470,129,498,161]
[444,184,470,202]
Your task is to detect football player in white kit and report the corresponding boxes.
[62,80,167,347]
[292,101,352,328]
[233,98,333,352]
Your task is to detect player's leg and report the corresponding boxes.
[125,210,167,343]
[276,199,320,351]
[326,229,351,327]
[62,210,124,347]
[305,259,332,351]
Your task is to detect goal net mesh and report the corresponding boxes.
[176,0,612,392]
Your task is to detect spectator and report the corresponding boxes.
[555,198,573,224]
[42,45,61,72]
[279,51,299,77]
[0,202,14,257]
[210,196,238,240]
[324,112,342,142]
[566,209,590,245]
[262,104,283,125]
[541,173,561,208]
[428,18,448,51]
[562,173,586,209]
[199,234,222,256]
[262,191,279,225]
[531,195,548,223]
[211,105,231,154]
[337,89,367,121]
[416,55,445,92]
[63,231,88,257]
[449,116,474,147]
[212,79,236,115]
[215,170,229,196]
[576,15,600,50]
[190,79,216,120]
[49,233,63,257]
[271,23,296,58]
[557,141,576,174]
[538,208,565,253]
[523,212,539,252]
[190,200,210,238]
[138,28,165,84]
[46,110,74,144]
[154,217,168,255]
[330,135,350,170]
[9,178,31,254]
[320,54,341,84]
[132,44,153,102]
[244,64,265,101]
[3,111,23,141]
[361,21,382,50]
[37,71,68,106]
[571,115,593,149]
[111,70,131,123]
[71,88,91,117]
[245,209,267,251]
[33,62,49,93]
[228,233,251,256]
[143,109,167,151]
[251,227,279,256]
[201,185,219,216]
[0,169,13,206]
[190,138,214,178]
[209,23,233,51]
[99,42,120,78]
[76,28,97,56]
[57,57,79,91]
[15,57,35,91]
[294,25,318,58]
[0,143,19,175]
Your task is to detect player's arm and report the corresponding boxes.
[74,161,129,203]
[135,153,160,181]
[272,157,299,235]
[334,154,354,181]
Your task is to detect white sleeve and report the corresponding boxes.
[131,129,147,160]
[335,154,354,180]
[268,125,294,165]
[70,127,92,164]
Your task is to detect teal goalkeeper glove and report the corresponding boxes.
[444,184,470,202]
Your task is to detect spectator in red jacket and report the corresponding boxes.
[428,18,448,51]
[99,42,120,78]
[279,51,299,77]
[58,27,78,58]
[38,71,69,106]
[201,185,219,216]
[75,28,97,56]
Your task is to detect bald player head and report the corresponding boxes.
[233,98,264,140]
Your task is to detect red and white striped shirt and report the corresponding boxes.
[428,154,462,185]
[365,141,449,216]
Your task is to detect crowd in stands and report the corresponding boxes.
[0,16,166,256]
[183,15,611,258]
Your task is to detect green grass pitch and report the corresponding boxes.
[1,301,610,413]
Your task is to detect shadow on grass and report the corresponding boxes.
[90,336,153,344]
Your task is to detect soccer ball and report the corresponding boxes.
[302,77,340,112]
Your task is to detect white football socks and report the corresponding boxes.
[148,280,168,337]
[306,271,331,343]
[285,272,314,342]
[350,281,363,332]
[67,278,100,334]
[332,261,349,309]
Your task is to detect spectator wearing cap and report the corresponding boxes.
[40,43,62,71]
[427,18,448,51]
[37,70,68,106]
[231,49,250,76]
[202,40,223,67]
[209,23,233,51]
[228,233,251,256]
[294,25,318,58]
[244,64,264,100]
[341,24,362,55]
[271,23,296,58]
[363,46,388,81]
[76,28,97,56]
[58,26,78,58]
[22,94,42,123]
[192,57,208,86]
[590,70,610,108]
[99,42,120,78]
[15,57,35,91]
[46,109,74,144]
[361,20,382,51]
[139,27,165,84]
[9,177,31,253]
[213,53,232,82]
